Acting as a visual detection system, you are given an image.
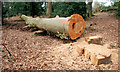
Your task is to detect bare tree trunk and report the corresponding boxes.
[31,2,36,17]
[0,2,2,24]
[46,2,52,17]
[87,2,92,17]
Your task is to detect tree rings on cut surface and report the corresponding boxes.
[69,14,86,40]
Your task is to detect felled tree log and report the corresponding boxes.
[21,14,86,40]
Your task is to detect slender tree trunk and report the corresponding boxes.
[117,2,120,17]
[0,2,2,24]
[87,2,92,17]
[46,2,52,17]
[31,2,36,17]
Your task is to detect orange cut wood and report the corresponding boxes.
[69,14,86,40]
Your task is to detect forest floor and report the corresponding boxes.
[2,12,119,70]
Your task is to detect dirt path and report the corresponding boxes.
[84,12,118,47]
[2,12,119,70]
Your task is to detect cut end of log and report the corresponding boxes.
[69,14,86,40]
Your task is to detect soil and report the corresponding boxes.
[1,12,119,70]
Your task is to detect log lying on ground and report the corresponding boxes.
[20,14,86,40]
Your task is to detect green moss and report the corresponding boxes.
[56,31,69,40]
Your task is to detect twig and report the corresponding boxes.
[1,41,15,63]
[1,43,12,56]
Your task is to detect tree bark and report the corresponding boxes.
[87,2,92,17]
[0,2,2,24]
[46,2,52,17]
[21,14,86,40]
[30,2,36,17]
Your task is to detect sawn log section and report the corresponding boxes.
[21,14,86,40]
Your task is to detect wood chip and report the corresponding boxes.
[85,36,102,45]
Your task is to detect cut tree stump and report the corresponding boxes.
[20,14,86,40]
[77,40,111,66]
[85,36,102,45]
